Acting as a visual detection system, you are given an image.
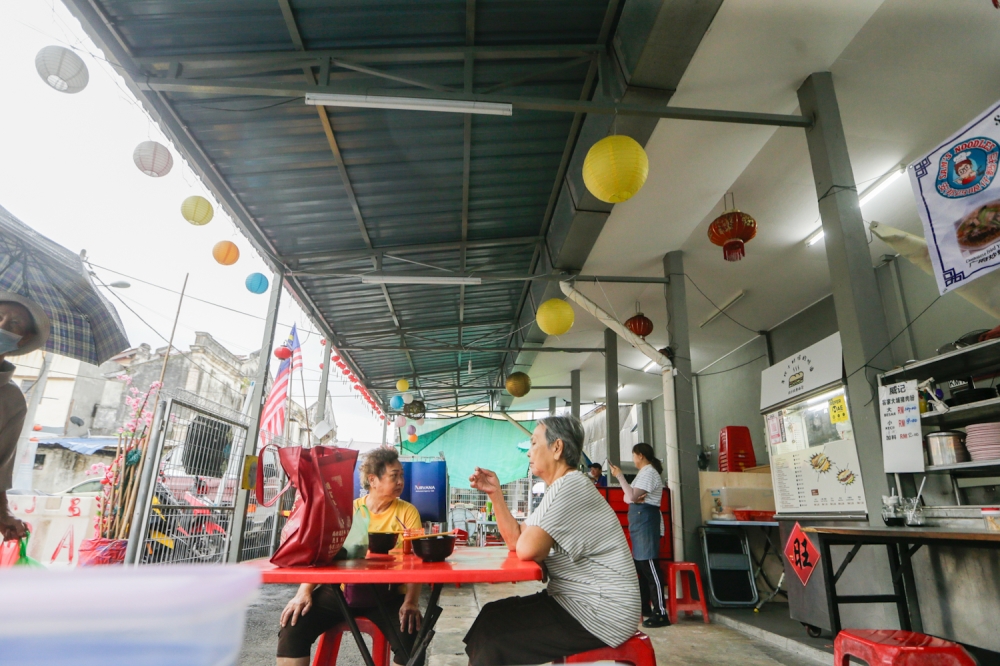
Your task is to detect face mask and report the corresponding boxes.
[0,328,23,355]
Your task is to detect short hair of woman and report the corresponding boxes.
[537,415,584,468]
[360,446,400,489]
[632,442,663,474]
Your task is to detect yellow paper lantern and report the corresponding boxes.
[396,378,410,392]
[536,298,574,336]
[212,240,240,266]
[505,372,531,398]
[181,195,214,226]
[582,135,649,204]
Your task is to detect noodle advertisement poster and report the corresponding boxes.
[909,97,1000,295]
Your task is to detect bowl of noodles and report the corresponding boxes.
[955,200,1000,249]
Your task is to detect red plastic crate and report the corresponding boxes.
[718,426,756,472]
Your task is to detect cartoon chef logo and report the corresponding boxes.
[936,137,999,198]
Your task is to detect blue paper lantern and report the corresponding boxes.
[245,272,269,294]
[407,425,416,435]
[390,395,404,410]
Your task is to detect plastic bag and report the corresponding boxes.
[337,504,371,561]
[0,533,42,568]
[79,538,128,566]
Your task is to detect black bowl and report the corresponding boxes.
[368,532,399,554]
[411,535,456,562]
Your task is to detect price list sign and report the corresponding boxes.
[878,380,925,473]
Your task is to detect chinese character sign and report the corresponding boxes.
[909,98,1000,294]
[878,380,925,473]
[783,522,820,586]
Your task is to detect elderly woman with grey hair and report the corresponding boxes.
[464,415,640,666]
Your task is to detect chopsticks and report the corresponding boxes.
[402,530,457,541]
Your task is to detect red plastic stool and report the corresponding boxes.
[313,617,391,666]
[556,632,656,666]
[666,562,709,624]
[835,629,977,666]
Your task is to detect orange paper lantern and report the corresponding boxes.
[212,240,240,265]
[708,210,757,261]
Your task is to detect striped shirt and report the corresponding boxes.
[630,465,665,537]
[525,471,640,647]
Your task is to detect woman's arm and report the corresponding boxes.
[609,465,646,504]
[470,467,522,551]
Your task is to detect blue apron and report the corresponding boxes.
[628,503,661,561]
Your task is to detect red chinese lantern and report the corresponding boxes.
[625,312,654,338]
[273,346,292,360]
[319,363,324,370]
[320,338,326,346]
[348,374,357,382]
[340,366,349,375]
[708,210,757,261]
[332,355,341,362]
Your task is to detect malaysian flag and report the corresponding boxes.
[260,324,303,440]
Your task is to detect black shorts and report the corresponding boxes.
[463,590,607,666]
[277,585,422,665]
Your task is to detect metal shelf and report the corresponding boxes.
[880,337,1000,384]
[921,396,1000,429]
[925,458,1000,477]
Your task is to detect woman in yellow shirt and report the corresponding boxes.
[277,448,424,666]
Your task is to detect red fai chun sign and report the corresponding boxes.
[784,522,820,586]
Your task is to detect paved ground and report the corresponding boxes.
[239,582,821,666]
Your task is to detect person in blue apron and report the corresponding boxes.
[610,442,670,628]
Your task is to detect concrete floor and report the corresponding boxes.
[239,582,823,666]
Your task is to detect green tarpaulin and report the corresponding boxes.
[403,416,535,489]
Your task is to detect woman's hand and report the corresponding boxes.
[399,600,423,634]
[609,464,622,478]
[469,467,500,496]
[280,585,314,627]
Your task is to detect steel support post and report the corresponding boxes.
[227,271,284,563]
[548,396,556,415]
[663,251,702,562]
[316,338,333,426]
[570,369,581,420]
[605,328,620,471]
[798,72,892,522]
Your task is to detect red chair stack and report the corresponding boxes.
[718,426,756,472]
[835,629,976,666]
[556,632,656,666]
[667,562,710,624]
[313,617,391,666]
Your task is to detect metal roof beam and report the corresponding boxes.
[283,236,542,264]
[341,346,602,353]
[337,318,512,338]
[133,44,605,66]
[329,58,456,93]
[458,0,476,352]
[294,270,672,284]
[137,79,811,127]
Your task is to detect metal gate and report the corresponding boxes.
[238,433,289,561]
[134,390,251,564]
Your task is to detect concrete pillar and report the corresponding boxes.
[227,270,283,562]
[570,369,581,420]
[663,251,702,562]
[798,72,892,522]
[548,396,556,416]
[604,328,620,470]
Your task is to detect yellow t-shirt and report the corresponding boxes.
[354,496,422,539]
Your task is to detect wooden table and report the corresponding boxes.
[803,526,1000,635]
[258,547,542,666]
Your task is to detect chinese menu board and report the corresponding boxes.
[878,380,925,473]
[765,387,868,515]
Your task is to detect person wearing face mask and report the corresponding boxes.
[0,292,51,542]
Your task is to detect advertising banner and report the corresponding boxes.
[910,98,1000,294]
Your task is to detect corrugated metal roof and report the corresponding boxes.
[70,0,619,411]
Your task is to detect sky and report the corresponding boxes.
[0,2,386,443]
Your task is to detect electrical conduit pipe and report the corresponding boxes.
[558,281,683,559]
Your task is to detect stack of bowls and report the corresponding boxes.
[965,423,1000,461]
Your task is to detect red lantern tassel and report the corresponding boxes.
[722,239,745,261]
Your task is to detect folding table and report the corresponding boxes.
[258,547,543,666]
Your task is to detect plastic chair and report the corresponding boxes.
[666,562,710,624]
[556,632,656,666]
[835,629,977,666]
[313,617,391,666]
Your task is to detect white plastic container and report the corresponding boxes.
[0,564,260,666]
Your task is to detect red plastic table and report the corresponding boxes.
[257,547,542,666]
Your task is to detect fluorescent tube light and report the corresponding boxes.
[805,228,825,246]
[642,360,660,373]
[306,93,513,116]
[859,167,905,208]
[361,275,482,286]
[699,290,746,328]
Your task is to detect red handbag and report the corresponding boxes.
[256,444,358,567]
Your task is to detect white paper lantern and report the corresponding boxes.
[416,418,425,426]
[133,141,173,177]
[35,46,89,94]
[394,415,406,428]
[402,392,414,405]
